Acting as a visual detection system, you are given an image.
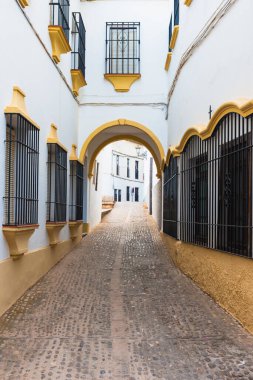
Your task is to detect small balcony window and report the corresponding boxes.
[49,0,70,42]
[174,0,179,26]
[47,144,67,223]
[69,161,84,221]
[4,114,40,226]
[106,22,140,74]
[72,12,86,79]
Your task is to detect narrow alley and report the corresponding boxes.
[0,204,253,379]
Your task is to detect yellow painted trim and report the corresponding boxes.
[88,135,162,179]
[169,25,179,50]
[71,69,87,96]
[79,119,165,173]
[69,144,78,161]
[47,124,68,152]
[165,52,172,71]
[48,25,71,64]
[68,221,83,240]
[46,222,66,246]
[104,74,141,92]
[184,0,192,6]
[83,223,90,234]
[0,237,81,318]
[4,86,40,130]
[18,0,29,7]
[2,225,38,260]
[166,98,253,164]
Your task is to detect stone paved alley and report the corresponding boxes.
[1,204,253,379]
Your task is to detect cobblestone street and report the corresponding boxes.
[1,203,253,379]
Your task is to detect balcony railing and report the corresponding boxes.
[49,0,70,42]
[72,12,86,79]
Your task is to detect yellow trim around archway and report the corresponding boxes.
[79,119,165,168]
[88,135,162,179]
[166,99,253,165]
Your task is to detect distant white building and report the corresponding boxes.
[104,141,145,203]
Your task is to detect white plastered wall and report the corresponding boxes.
[166,0,253,148]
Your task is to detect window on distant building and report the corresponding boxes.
[135,160,139,180]
[95,162,99,191]
[127,158,130,178]
[4,113,39,226]
[49,0,70,42]
[135,187,139,202]
[69,160,84,221]
[118,189,122,202]
[47,144,67,222]
[106,22,140,74]
[116,155,120,176]
[126,186,130,201]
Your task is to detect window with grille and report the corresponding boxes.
[72,12,86,78]
[174,0,179,26]
[47,144,67,223]
[106,22,140,74]
[163,157,178,239]
[49,0,70,41]
[179,113,253,258]
[4,113,39,226]
[168,16,173,52]
[69,160,84,221]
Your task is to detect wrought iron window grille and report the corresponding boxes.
[4,114,40,226]
[168,16,173,52]
[72,12,86,79]
[106,22,140,74]
[163,157,178,239]
[47,143,67,223]
[49,0,70,41]
[163,113,253,259]
[174,0,179,26]
[69,160,84,221]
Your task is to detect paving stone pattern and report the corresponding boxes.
[0,203,253,379]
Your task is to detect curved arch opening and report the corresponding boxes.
[79,119,165,178]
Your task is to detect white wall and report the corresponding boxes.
[166,0,253,147]
[0,1,79,259]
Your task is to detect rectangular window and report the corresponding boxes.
[72,12,86,79]
[135,160,139,180]
[168,15,173,52]
[4,113,39,226]
[127,158,130,178]
[135,187,139,202]
[47,144,67,222]
[174,0,179,26]
[69,160,84,221]
[126,186,130,201]
[106,22,140,74]
[114,189,118,202]
[116,155,120,176]
[118,189,122,202]
[218,134,252,256]
[163,157,178,238]
[49,0,70,41]
[194,154,208,245]
[95,162,99,191]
